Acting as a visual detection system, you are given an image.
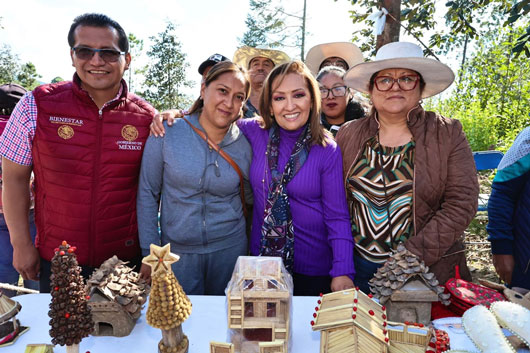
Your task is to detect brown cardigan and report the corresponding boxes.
[336,105,478,284]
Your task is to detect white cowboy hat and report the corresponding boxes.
[232,46,291,69]
[305,42,364,75]
[344,42,455,98]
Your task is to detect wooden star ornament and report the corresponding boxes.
[142,243,180,276]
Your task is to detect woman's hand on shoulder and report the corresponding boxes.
[331,275,355,292]
[150,109,185,137]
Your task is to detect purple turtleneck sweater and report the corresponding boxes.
[237,118,355,279]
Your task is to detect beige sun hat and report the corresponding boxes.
[344,42,455,98]
[305,42,364,75]
[232,46,291,69]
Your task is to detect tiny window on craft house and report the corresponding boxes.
[244,302,254,317]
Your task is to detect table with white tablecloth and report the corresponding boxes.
[5,294,530,352]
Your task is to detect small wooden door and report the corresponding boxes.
[259,340,285,353]
[210,341,234,353]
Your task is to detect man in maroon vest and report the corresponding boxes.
[0,13,155,292]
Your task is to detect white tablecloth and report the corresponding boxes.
[4,294,322,353]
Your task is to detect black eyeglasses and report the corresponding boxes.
[72,46,126,63]
[374,75,420,91]
[319,85,347,98]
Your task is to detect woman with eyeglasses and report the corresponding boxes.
[336,42,478,293]
[316,66,365,137]
[136,61,252,295]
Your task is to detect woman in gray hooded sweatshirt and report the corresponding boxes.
[137,61,252,295]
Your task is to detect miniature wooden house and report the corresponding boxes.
[311,289,389,353]
[86,256,149,337]
[226,256,293,353]
[369,244,450,325]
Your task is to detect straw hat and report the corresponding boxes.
[232,46,290,69]
[305,42,363,75]
[344,42,454,98]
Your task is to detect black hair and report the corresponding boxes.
[68,13,129,53]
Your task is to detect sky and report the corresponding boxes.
[0,0,369,94]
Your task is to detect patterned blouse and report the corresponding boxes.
[347,136,415,263]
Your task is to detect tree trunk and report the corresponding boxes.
[376,0,401,50]
[300,0,307,61]
[162,325,183,347]
[66,344,79,353]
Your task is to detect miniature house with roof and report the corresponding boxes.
[86,256,149,337]
[311,289,389,353]
[224,256,293,353]
[369,244,450,325]
[0,292,28,347]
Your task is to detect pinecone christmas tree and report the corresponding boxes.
[143,243,191,353]
[48,241,93,352]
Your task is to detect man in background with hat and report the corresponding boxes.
[0,83,39,296]
[0,13,155,292]
[198,53,229,83]
[233,46,290,118]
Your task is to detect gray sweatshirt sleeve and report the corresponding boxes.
[137,134,164,256]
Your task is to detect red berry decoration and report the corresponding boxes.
[355,286,359,290]
[86,295,90,300]
[354,299,358,303]
[383,329,387,334]
[319,293,323,297]
[313,313,317,318]
[383,321,387,327]
[353,307,357,312]
[59,250,65,256]
[317,300,321,304]
[381,305,386,311]
[382,314,387,319]
[310,320,315,326]
[368,294,373,298]
[54,286,59,291]
[352,314,356,319]
[405,321,410,325]
[65,313,70,318]
[369,310,374,316]
[67,248,74,253]
[385,337,389,343]
[419,323,424,328]
[315,307,319,311]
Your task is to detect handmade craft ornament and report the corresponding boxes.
[490,301,530,347]
[48,241,93,353]
[142,243,180,276]
[143,244,191,353]
[462,305,515,353]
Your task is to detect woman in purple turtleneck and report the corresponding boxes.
[237,61,354,296]
[151,61,355,296]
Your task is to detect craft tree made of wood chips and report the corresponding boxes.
[144,243,192,353]
[48,241,93,353]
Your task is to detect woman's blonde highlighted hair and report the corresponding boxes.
[258,60,330,146]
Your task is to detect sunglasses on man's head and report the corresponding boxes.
[72,46,125,63]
